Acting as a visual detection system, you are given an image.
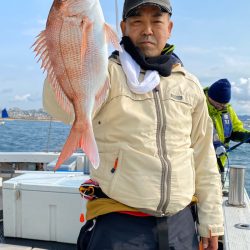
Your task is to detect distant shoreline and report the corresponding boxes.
[5,118,62,123]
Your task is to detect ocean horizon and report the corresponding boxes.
[1,119,250,195]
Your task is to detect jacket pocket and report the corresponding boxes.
[107,146,162,209]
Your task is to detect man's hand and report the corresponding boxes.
[215,145,226,157]
[201,236,218,250]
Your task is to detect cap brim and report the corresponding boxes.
[124,2,172,19]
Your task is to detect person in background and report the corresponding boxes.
[44,0,224,249]
[204,78,250,179]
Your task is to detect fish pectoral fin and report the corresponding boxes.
[81,17,93,61]
[104,23,122,51]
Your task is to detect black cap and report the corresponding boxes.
[122,0,172,20]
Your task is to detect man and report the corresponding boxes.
[44,0,224,249]
[204,78,250,177]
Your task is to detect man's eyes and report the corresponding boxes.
[154,20,163,24]
[130,19,142,24]
[131,19,163,24]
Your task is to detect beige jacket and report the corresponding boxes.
[43,57,224,237]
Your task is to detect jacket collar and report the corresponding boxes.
[109,52,185,76]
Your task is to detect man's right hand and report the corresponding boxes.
[201,236,218,250]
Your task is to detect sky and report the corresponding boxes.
[0,0,250,115]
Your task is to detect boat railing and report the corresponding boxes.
[0,152,90,179]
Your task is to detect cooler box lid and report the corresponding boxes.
[3,172,88,193]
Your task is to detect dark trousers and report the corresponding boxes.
[77,206,199,250]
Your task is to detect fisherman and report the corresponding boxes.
[44,0,224,249]
[204,78,250,178]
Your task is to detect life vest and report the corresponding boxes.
[221,112,233,139]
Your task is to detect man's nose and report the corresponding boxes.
[142,23,153,36]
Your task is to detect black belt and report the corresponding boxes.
[156,205,197,250]
[156,216,169,250]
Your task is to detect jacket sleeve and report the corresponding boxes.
[229,106,250,142]
[43,77,75,124]
[191,89,224,237]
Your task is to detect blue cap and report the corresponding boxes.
[208,79,231,103]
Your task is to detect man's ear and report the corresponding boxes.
[120,21,126,36]
[167,20,173,37]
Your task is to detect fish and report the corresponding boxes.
[33,0,120,170]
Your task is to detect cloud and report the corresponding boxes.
[178,46,237,55]
[22,28,42,37]
[232,78,250,101]
[37,18,47,26]
[231,78,250,115]
[219,55,250,72]
[0,88,13,94]
[14,94,32,102]
[177,45,250,86]
[22,18,46,37]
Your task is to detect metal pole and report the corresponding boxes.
[227,165,246,207]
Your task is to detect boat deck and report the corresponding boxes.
[223,189,250,249]
[0,164,250,249]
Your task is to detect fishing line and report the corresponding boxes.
[115,0,120,36]
[222,154,230,189]
[46,116,52,152]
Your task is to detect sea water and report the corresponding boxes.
[1,119,250,195]
[0,120,70,152]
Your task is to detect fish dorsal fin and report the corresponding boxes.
[93,78,110,117]
[104,23,122,51]
[32,31,73,116]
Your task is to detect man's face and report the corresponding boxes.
[120,5,173,57]
[208,97,228,111]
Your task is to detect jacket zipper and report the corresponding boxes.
[153,86,171,215]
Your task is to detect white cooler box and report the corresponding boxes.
[3,172,89,244]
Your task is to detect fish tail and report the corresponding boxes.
[54,121,100,171]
